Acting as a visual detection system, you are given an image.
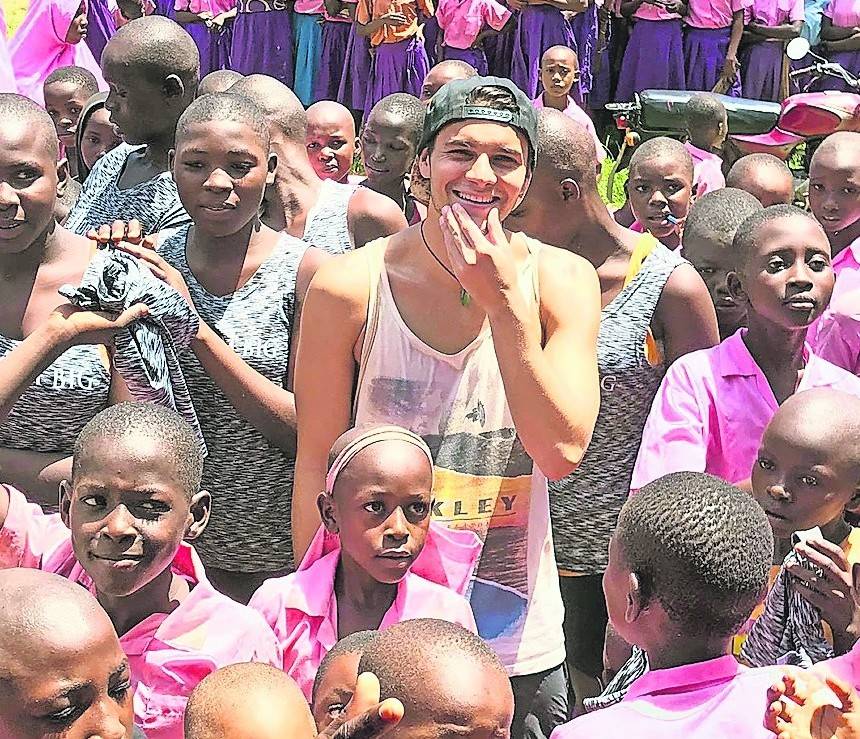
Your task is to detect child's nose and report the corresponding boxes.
[204,168,232,190]
[767,484,790,502]
[385,508,409,539]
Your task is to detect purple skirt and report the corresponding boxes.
[152,0,176,19]
[485,13,516,77]
[741,39,785,102]
[684,26,741,96]
[423,15,440,67]
[615,18,685,101]
[815,49,860,91]
[365,36,429,112]
[511,4,577,98]
[442,45,488,75]
[85,0,116,62]
[187,22,214,77]
[230,9,295,86]
[570,2,598,100]
[315,21,351,102]
[338,25,372,112]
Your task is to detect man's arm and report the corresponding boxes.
[348,189,410,248]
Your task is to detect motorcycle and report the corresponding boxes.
[604,37,860,197]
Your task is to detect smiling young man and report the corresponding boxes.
[294,76,602,739]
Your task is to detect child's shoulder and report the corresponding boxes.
[402,570,476,628]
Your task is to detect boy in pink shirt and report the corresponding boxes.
[533,45,606,162]
[0,402,281,739]
[436,0,511,75]
[249,426,479,702]
[632,205,860,491]
[683,92,727,197]
[551,471,782,738]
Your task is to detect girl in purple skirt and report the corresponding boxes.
[683,0,752,96]
[315,0,354,102]
[338,8,373,115]
[436,0,511,75]
[819,0,860,91]
[175,0,235,77]
[356,0,434,111]
[230,0,294,86]
[569,0,597,103]
[740,0,803,101]
[85,0,117,62]
[484,4,516,75]
[616,0,686,101]
[510,0,579,98]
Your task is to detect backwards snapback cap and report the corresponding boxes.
[419,76,538,170]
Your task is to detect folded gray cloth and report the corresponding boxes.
[582,646,649,713]
[60,246,206,456]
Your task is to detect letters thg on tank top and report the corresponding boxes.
[353,238,566,676]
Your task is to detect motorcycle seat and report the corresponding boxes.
[638,90,783,136]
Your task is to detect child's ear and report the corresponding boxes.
[56,157,69,199]
[560,177,581,202]
[317,492,339,534]
[267,152,278,185]
[167,148,176,174]
[184,490,212,540]
[726,270,748,305]
[625,571,646,624]
[354,137,361,157]
[59,480,72,527]
[162,74,186,100]
[418,148,431,180]
[845,485,860,519]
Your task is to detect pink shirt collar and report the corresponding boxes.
[832,235,860,275]
[716,328,810,379]
[624,655,741,703]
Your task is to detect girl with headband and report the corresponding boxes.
[250,424,480,702]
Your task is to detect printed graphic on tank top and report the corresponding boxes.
[353,238,565,676]
[301,179,358,255]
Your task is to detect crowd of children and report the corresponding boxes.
[5,0,860,736]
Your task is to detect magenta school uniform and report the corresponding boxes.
[533,93,606,162]
[630,328,860,490]
[742,0,805,101]
[814,638,860,689]
[684,0,753,96]
[249,523,480,701]
[437,0,511,76]
[551,656,784,739]
[0,485,282,739]
[819,0,860,91]
[684,141,726,196]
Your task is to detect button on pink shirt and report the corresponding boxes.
[747,0,804,25]
[630,329,860,489]
[249,526,478,701]
[684,142,726,197]
[810,238,860,374]
[533,94,607,162]
[437,0,510,49]
[0,486,282,739]
[634,1,680,20]
[687,0,753,28]
[551,656,785,739]
[825,0,860,26]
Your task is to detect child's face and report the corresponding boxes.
[810,146,860,235]
[732,215,834,331]
[323,441,432,585]
[61,432,209,599]
[419,120,530,230]
[80,107,123,170]
[627,154,693,240]
[172,119,275,238]
[0,612,134,738]
[43,81,90,150]
[306,109,356,184]
[753,418,859,540]
[65,2,88,44]
[0,117,60,255]
[312,651,361,732]
[361,111,417,189]
[683,235,746,337]
[539,51,579,99]
[102,59,175,146]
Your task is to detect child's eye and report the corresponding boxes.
[766,258,785,273]
[808,256,829,271]
[109,680,131,702]
[633,184,650,193]
[86,134,101,145]
[80,495,107,508]
[810,183,823,191]
[757,458,775,471]
[183,161,205,169]
[843,188,856,195]
[364,501,385,514]
[44,705,82,726]
[799,475,818,486]
[307,142,319,150]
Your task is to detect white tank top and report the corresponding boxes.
[353,238,566,676]
[301,179,356,255]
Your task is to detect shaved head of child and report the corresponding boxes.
[421,60,478,102]
[312,630,379,731]
[726,154,795,207]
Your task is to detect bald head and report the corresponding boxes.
[307,100,355,132]
[198,69,244,96]
[421,60,478,102]
[541,44,578,66]
[727,154,795,207]
[629,135,694,181]
[813,131,860,167]
[185,663,315,739]
[230,74,307,142]
[773,388,860,458]
[536,107,599,185]
[0,93,59,161]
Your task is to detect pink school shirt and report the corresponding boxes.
[533,94,607,162]
[294,0,326,13]
[687,0,753,28]
[0,486,282,739]
[747,0,804,25]
[814,639,860,689]
[684,142,726,196]
[634,2,681,19]
[630,328,860,490]
[437,0,510,49]
[810,237,860,373]
[551,656,784,739]
[174,0,234,16]
[825,0,860,26]
[248,528,478,701]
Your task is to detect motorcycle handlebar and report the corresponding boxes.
[789,60,860,88]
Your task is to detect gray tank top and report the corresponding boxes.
[158,227,308,572]
[0,336,110,453]
[301,179,356,255]
[549,239,686,573]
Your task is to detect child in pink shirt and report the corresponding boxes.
[741,0,804,101]
[436,0,511,75]
[632,206,860,491]
[0,402,282,739]
[683,92,727,197]
[551,472,782,739]
[249,425,479,702]
[819,0,860,92]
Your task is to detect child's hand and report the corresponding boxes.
[87,219,149,247]
[320,673,404,739]
[788,539,860,653]
[722,53,740,78]
[765,670,860,739]
[114,242,197,315]
[380,11,408,24]
[507,0,526,11]
[47,303,150,347]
